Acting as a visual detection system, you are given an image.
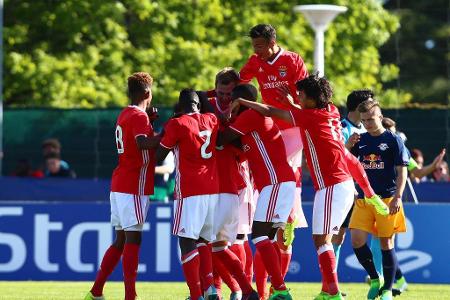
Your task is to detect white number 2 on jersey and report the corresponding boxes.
[199,130,212,159]
[115,125,124,154]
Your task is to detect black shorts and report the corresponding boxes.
[341,203,354,228]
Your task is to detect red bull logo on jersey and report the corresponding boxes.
[362,153,384,169]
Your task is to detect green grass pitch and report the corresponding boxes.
[0,281,449,299]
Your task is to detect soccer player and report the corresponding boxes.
[218,83,296,300]
[156,88,220,300]
[85,72,159,300]
[231,75,385,300]
[204,68,259,300]
[332,89,373,272]
[349,100,410,300]
[240,24,309,285]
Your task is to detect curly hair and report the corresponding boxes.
[296,74,333,109]
[127,72,153,102]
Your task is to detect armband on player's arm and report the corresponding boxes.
[344,149,375,198]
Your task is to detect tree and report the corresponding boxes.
[4,0,402,108]
[380,0,449,106]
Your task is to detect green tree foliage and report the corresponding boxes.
[4,0,402,108]
[380,0,449,106]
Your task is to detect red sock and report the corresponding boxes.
[181,249,202,300]
[319,261,329,293]
[213,248,254,294]
[244,240,254,284]
[230,243,246,268]
[213,268,223,297]
[212,251,240,292]
[122,243,140,300]
[197,243,214,290]
[91,245,123,297]
[280,248,292,279]
[254,249,268,299]
[272,240,282,265]
[318,245,339,295]
[253,237,286,291]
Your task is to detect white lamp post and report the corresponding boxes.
[293,4,347,77]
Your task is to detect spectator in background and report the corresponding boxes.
[41,138,71,176]
[11,158,44,178]
[44,152,76,178]
[382,117,446,183]
[432,161,449,182]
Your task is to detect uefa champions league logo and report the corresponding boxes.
[345,218,433,278]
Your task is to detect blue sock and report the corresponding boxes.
[333,243,341,269]
[370,237,383,277]
[353,244,379,279]
[381,248,397,290]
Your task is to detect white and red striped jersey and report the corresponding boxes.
[111,106,155,195]
[160,112,220,199]
[239,48,308,130]
[289,104,351,191]
[229,109,295,191]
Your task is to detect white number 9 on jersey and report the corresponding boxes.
[115,125,124,154]
[199,130,212,159]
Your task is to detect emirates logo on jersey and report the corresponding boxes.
[279,65,287,77]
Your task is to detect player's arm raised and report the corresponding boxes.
[231,98,294,125]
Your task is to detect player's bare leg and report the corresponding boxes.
[88,230,125,299]
[313,233,343,298]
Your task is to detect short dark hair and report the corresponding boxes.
[44,151,60,161]
[357,99,381,113]
[232,84,258,102]
[382,117,396,129]
[346,89,374,112]
[42,138,61,150]
[296,74,333,109]
[178,88,200,112]
[215,67,239,86]
[127,72,153,102]
[249,24,276,41]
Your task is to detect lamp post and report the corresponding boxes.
[293,4,347,77]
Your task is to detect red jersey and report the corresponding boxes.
[289,104,351,191]
[208,98,245,194]
[240,48,308,130]
[160,113,219,199]
[229,109,295,191]
[111,106,155,195]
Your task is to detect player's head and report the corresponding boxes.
[178,88,200,113]
[295,74,333,109]
[346,89,374,112]
[357,99,383,134]
[127,72,153,107]
[249,24,277,61]
[215,67,240,107]
[231,84,258,117]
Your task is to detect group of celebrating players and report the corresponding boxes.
[83,23,437,300]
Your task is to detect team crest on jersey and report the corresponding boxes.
[279,65,287,77]
[378,143,389,151]
[242,144,251,152]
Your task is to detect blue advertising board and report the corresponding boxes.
[0,202,449,283]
